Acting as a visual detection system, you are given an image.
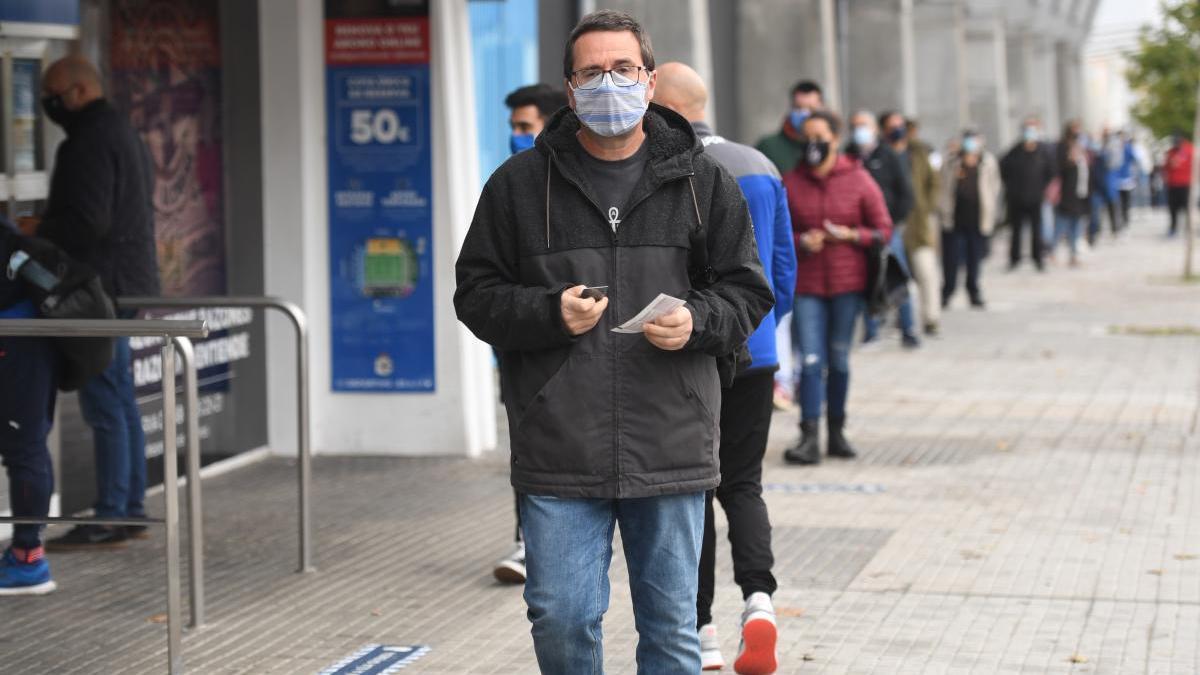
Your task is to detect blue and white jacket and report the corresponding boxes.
[693,121,796,372]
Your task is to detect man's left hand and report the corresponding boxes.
[644,306,693,351]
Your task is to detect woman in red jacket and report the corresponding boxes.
[1164,132,1193,237]
[782,110,893,465]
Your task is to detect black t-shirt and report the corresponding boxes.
[954,161,981,230]
[576,140,649,232]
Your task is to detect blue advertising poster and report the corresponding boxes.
[325,0,434,392]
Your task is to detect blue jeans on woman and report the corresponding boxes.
[793,293,864,423]
[78,336,147,519]
[1054,212,1083,261]
[520,492,705,674]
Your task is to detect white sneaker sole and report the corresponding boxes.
[492,561,526,584]
[701,647,725,671]
[0,579,57,596]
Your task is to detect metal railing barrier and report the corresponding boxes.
[117,296,313,574]
[0,318,209,675]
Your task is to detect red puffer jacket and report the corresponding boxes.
[784,154,893,297]
[1165,140,1193,188]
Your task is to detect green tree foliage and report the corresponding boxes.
[1126,0,1200,138]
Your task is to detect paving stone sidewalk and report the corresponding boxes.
[3,210,1199,674]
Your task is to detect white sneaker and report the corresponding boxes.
[734,592,778,675]
[699,623,725,671]
[491,541,526,584]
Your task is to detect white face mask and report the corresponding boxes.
[571,72,649,138]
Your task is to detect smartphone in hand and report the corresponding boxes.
[580,285,608,301]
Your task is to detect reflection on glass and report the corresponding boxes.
[12,59,41,173]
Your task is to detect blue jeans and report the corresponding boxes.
[794,293,863,423]
[863,226,915,340]
[79,336,146,519]
[520,492,705,674]
[0,337,57,549]
[1054,212,1083,259]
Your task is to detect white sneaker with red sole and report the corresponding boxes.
[734,592,778,674]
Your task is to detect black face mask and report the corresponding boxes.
[886,127,906,143]
[800,140,831,167]
[41,94,74,128]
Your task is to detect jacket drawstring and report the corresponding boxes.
[687,175,702,227]
[545,156,552,249]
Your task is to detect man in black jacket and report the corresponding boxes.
[32,56,160,551]
[455,11,772,673]
[1000,115,1056,271]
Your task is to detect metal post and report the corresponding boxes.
[116,297,315,573]
[161,340,184,674]
[173,336,204,627]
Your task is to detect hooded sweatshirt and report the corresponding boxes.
[455,103,774,499]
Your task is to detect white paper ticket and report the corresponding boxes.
[611,293,687,334]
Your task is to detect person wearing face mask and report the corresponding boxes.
[884,113,942,336]
[504,84,567,156]
[780,110,893,466]
[1000,115,1056,271]
[1164,130,1194,237]
[1052,122,1092,266]
[940,130,1000,309]
[489,83,568,586]
[455,11,773,673]
[848,110,916,348]
[29,56,160,552]
[755,80,824,175]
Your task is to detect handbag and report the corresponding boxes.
[6,233,116,391]
[864,240,910,319]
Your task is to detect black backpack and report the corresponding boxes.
[3,229,116,391]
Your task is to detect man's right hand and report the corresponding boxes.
[801,229,826,253]
[561,285,608,336]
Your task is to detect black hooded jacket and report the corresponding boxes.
[38,99,159,299]
[455,104,774,499]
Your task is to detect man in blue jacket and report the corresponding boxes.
[655,61,796,675]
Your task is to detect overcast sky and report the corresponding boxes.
[1093,0,1161,32]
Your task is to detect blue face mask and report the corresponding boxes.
[571,73,649,138]
[509,133,535,154]
[962,136,980,154]
[852,125,876,149]
[1022,126,1039,143]
[789,108,811,132]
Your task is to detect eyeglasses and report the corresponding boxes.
[569,66,650,90]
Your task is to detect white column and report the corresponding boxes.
[900,0,917,115]
[259,0,495,457]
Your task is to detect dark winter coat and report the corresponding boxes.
[1055,145,1091,219]
[454,104,774,499]
[851,143,913,226]
[38,99,159,299]
[1000,141,1056,209]
[784,154,893,298]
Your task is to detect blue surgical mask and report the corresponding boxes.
[962,136,980,154]
[1022,126,1039,142]
[571,73,649,138]
[789,108,811,132]
[509,133,535,154]
[852,125,876,149]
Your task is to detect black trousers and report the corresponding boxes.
[942,222,986,304]
[697,370,777,628]
[1168,186,1189,234]
[1119,188,1133,226]
[0,336,57,550]
[1008,201,1044,266]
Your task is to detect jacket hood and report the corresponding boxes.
[536,102,702,177]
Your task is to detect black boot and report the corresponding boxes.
[784,420,821,465]
[827,417,858,459]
